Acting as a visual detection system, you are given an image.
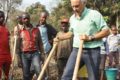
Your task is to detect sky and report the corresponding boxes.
[18,0,60,12]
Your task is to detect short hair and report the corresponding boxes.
[110,24,117,29]
[16,15,22,20]
[80,0,87,5]
[0,10,4,17]
[21,12,30,19]
[40,11,49,17]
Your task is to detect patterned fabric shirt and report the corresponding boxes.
[69,7,109,48]
[107,34,120,52]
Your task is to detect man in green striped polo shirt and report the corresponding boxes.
[54,0,110,80]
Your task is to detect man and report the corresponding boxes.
[0,11,11,80]
[17,13,44,80]
[14,15,23,35]
[37,12,57,54]
[99,37,108,80]
[37,12,57,80]
[54,18,72,80]
[54,0,110,80]
[14,15,23,67]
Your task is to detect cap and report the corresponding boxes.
[61,18,69,23]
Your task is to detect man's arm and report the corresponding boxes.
[57,32,73,40]
[93,29,110,40]
[80,29,110,41]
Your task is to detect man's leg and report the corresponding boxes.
[21,53,31,80]
[114,52,120,80]
[99,54,107,80]
[0,62,3,79]
[83,48,101,80]
[32,52,41,77]
[57,58,68,80]
[3,61,11,80]
[108,52,114,67]
[61,48,78,80]
[114,52,119,67]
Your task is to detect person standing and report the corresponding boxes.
[14,15,23,36]
[54,0,110,80]
[99,37,109,80]
[37,12,57,55]
[54,18,72,80]
[0,10,11,80]
[17,13,44,80]
[37,12,57,79]
[13,15,23,67]
[107,24,120,67]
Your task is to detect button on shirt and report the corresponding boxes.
[107,34,120,52]
[69,7,109,48]
[38,25,51,53]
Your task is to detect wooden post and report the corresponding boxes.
[37,43,57,80]
[9,35,17,80]
[72,40,84,80]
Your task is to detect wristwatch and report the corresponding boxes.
[89,35,95,41]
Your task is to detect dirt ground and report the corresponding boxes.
[8,57,58,80]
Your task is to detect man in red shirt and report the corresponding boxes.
[17,13,44,80]
[0,11,11,80]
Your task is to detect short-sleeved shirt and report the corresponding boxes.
[69,7,109,48]
[107,34,120,52]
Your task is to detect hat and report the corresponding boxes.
[61,18,69,23]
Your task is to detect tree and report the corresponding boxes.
[49,0,72,30]
[0,0,22,23]
[25,2,47,26]
[89,0,120,26]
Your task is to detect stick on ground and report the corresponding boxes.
[37,43,57,80]
[72,40,84,80]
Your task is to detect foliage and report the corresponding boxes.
[49,0,120,30]
[49,0,72,30]
[0,0,22,23]
[7,10,23,31]
[25,2,47,26]
[90,0,120,26]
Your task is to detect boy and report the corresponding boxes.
[54,18,72,79]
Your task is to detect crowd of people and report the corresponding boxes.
[0,0,120,80]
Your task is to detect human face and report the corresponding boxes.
[0,13,4,24]
[111,26,118,35]
[16,16,22,24]
[71,0,85,16]
[61,22,69,32]
[39,15,47,25]
[22,15,30,25]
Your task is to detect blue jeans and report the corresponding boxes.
[61,47,101,80]
[21,51,41,80]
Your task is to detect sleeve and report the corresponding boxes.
[69,17,73,32]
[93,10,109,31]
